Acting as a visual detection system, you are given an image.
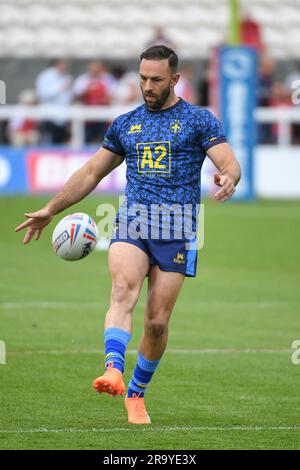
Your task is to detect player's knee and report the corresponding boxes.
[145,317,168,340]
[111,278,137,309]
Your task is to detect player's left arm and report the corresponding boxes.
[206,142,241,202]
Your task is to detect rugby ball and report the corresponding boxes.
[52,213,98,261]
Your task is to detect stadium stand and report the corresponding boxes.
[0,0,300,59]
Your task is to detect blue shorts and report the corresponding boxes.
[110,224,198,277]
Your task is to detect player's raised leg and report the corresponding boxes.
[93,242,149,396]
[125,266,184,423]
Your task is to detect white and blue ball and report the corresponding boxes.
[52,212,98,261]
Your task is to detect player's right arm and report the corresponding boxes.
[15,148,124,244]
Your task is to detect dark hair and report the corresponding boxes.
[140,45,178,73]
[49,58,66,67]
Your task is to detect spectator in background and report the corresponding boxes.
[270,81,292,143]
[100,62,119,98]
[111,68,141,105]
[285,61,300,92]
[197,62,210,107]
[257,55,276,144]
[146,25,176,51]
[258,55,276,106]
[35,59,73,144]
[270,81,291,108]
[73,61,112,143]
[175,65,197,104]
[284,61,300,144]
[8,89,39,147]
[240,11,264,53]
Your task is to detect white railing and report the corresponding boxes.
[0,104,134,147]
[255,107,300,146]
[0,104,300,147]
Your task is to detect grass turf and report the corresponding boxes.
[0,195,300,449]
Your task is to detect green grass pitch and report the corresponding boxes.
[0,195,300,450]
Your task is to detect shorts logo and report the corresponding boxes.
[170,119,182,134]
[173,252,185,264]
[128,124,142,134]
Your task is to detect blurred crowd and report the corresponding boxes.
[3,21,300,147]
[8,59,142,146]
[6,57,201,147]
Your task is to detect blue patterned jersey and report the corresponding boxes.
[103,98,227,235]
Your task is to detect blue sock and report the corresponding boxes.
[127,351,160,397]
[104,327,131,373]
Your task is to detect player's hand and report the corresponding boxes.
[15,208,53,244]
[213,173,236,202]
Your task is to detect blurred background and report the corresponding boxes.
[0,0,300,199]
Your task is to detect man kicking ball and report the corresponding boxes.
[15,45,240,424]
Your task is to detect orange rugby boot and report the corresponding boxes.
[93,367,125,397]
[124,394,151,424]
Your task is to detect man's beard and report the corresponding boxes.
[143,86,171,110]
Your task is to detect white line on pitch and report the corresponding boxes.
[7,348,291,355]
[0,301,104,309]
[0,300,296,310]
[0,425,299,434]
